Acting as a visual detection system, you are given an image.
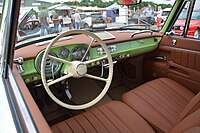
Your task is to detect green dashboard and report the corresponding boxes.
[20,37,161,83]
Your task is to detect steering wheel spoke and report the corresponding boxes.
[41,30,113,110]
[84,55,107,65]
[84,74,108,82]
[47,73,73,86]
[48,55,72,65]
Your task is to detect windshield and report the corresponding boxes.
[191,11,200,20]
[12,0,175,42]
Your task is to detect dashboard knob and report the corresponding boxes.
[91,62,95,66]
[32,76,38,81]
[25,79,30,83]
[96,61,100,65]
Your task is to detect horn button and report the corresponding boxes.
[76,64,87,76]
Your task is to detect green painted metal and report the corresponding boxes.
[20,38,160,82]
[20,59,42,82]
[21,59,36,77]
[93,37,160,58]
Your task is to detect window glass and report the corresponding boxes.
[169,2,190,36]
[188,1,200,39]
[16,0,176,42]
[169,1,200,40]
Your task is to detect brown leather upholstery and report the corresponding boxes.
[177,92,200,123]
[122,78,195,133]
[51,78,200,133]
[51,101,155,133]
[170,109,200,133]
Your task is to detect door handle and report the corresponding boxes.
[172,39,177,46]
[153,56,167,61]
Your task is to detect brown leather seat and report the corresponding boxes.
[51,101,155,133]
[170,108,200,133]
[123,78,196,133]
[51,78,200,133]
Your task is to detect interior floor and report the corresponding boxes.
[26,56,144,126]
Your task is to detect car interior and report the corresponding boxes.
[6,0,200,132]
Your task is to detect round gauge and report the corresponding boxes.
[71,46,90,61]
[35,52,61,77]
[59,47,70,59]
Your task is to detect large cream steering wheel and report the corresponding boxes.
[41,30,113,110]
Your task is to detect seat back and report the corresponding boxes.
[177,92,200,122]
[170,92,200,133]
[170,108,200,133]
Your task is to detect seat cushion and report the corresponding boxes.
[51,101,155,133]
[122,78,195,133]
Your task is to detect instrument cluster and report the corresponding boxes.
[35,45,90,75]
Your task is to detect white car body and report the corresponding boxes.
[161,8,171,22]
[77,12,107,29]
[60,16,72,25]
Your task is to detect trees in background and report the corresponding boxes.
[63,0,173,11]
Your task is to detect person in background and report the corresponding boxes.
[51,10,60,33]
[67,12,72,30]
[102,10,107,20]
[142,5,154,24]
[38,7,51,36]
[155,6,163,27]
[74,10,81,29]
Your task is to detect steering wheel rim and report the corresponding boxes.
[41,30,113,110]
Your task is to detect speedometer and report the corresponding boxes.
[71,46,90,61]
[59,47,70,59]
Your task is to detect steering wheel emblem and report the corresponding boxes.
[76,64,87,76]
[41,30,113,110]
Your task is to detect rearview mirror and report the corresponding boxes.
[117,0,141,6]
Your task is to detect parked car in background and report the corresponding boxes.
[59,15,72,27]
[129,13,156,25]
[78,12,107,29]
[18,9,62,41]
[173,10,200,38]
[160,8,171,22]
